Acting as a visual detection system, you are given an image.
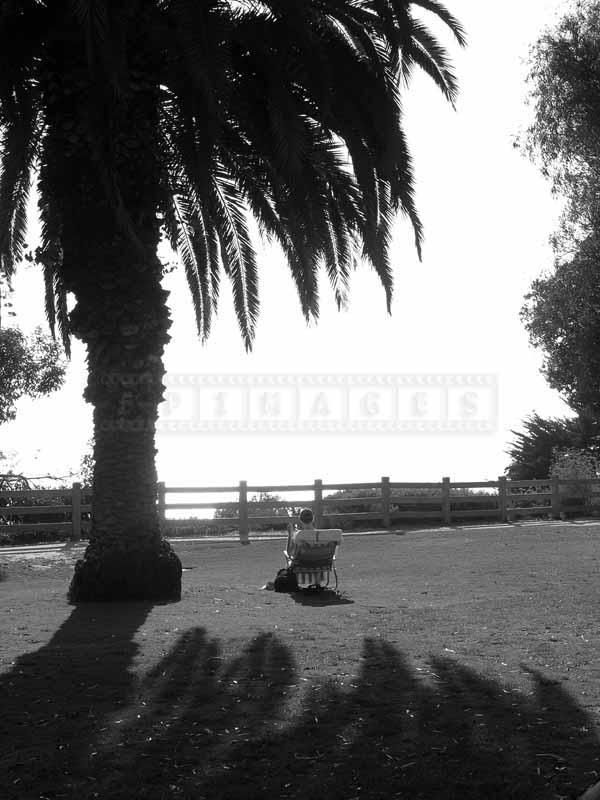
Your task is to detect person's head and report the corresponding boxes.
[298,507,314,528]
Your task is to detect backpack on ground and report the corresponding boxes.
[273,567,298,593]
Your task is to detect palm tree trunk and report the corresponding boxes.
[40,16,182,601]
[67,271,182,603]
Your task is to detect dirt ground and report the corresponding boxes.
[1,522,600,799]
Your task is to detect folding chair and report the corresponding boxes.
[284,528,343,590]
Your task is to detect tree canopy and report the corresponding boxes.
[522,233,600,415]
[525,0,600,245]
[0,0,466,350]
[0,326,66,424]
[515,0,600,473]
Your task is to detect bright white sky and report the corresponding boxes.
[1,0,574,491]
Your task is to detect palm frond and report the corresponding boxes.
[0,0,464,353]
[38,184,71,355]
[53,273,71,357]
[209,170,259,349]
[403,19,459,103]
[41,264,70,356]
[0,108,40,277]
[42,263,56,335]
[410,0,467,46]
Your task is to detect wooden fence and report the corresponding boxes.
[159,476,600,543]
[1,477,599,542]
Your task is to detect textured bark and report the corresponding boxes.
[40,7,181,601]
[67,276,182,603]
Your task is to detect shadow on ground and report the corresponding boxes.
[0,603,152,798]
[1,613,598,799]
[292,588,354,606]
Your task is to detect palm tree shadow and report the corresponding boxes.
[89,628,298,797]
[198,638,600,800]
[69,633,600,799]
[0,602,152,800]
[3,621,599,799]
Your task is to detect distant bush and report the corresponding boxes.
[449,489,497,519]
[321,484,558,526]
[551,448,600,515]
[0,487,93,527]
[322,486,503,528]
[504,414,600,480]
[551,448,598,481]
[213,492,297,533]
[323,487,381,523]
[0,528,90,546]
[163,520,237,537]
[248,492,296,530]
[0,491,71,525]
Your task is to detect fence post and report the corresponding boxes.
[157,481,166,531]
[382,476,391,529]
[551,475,561,519]
[442,477,451,525]
[498,476,507,523]
[239,480,249,544]
[71,482,81,541]
[314,479,323,528]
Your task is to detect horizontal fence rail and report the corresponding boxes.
[2,476,600,544]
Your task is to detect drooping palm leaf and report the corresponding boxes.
[0,0,464,348]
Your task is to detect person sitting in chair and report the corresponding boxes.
[287,507,315,555]
[285,508,342,591]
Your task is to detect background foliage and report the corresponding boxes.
[0,326,66,424]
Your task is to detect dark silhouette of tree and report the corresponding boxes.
[0,1,465,601]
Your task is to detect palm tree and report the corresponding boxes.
[0,0,465,602]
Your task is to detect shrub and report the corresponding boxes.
[322,486,501,527]
[213,492,297,533]
[550,448,599,514]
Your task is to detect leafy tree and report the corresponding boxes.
[79,439,94,488]
[0,1,464,602]
[522,234,600,415]
[505,413,600,480]
[0,269,65,421]
[525,0,600,245]
[0,326,66,424]
[519,1,600,453]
